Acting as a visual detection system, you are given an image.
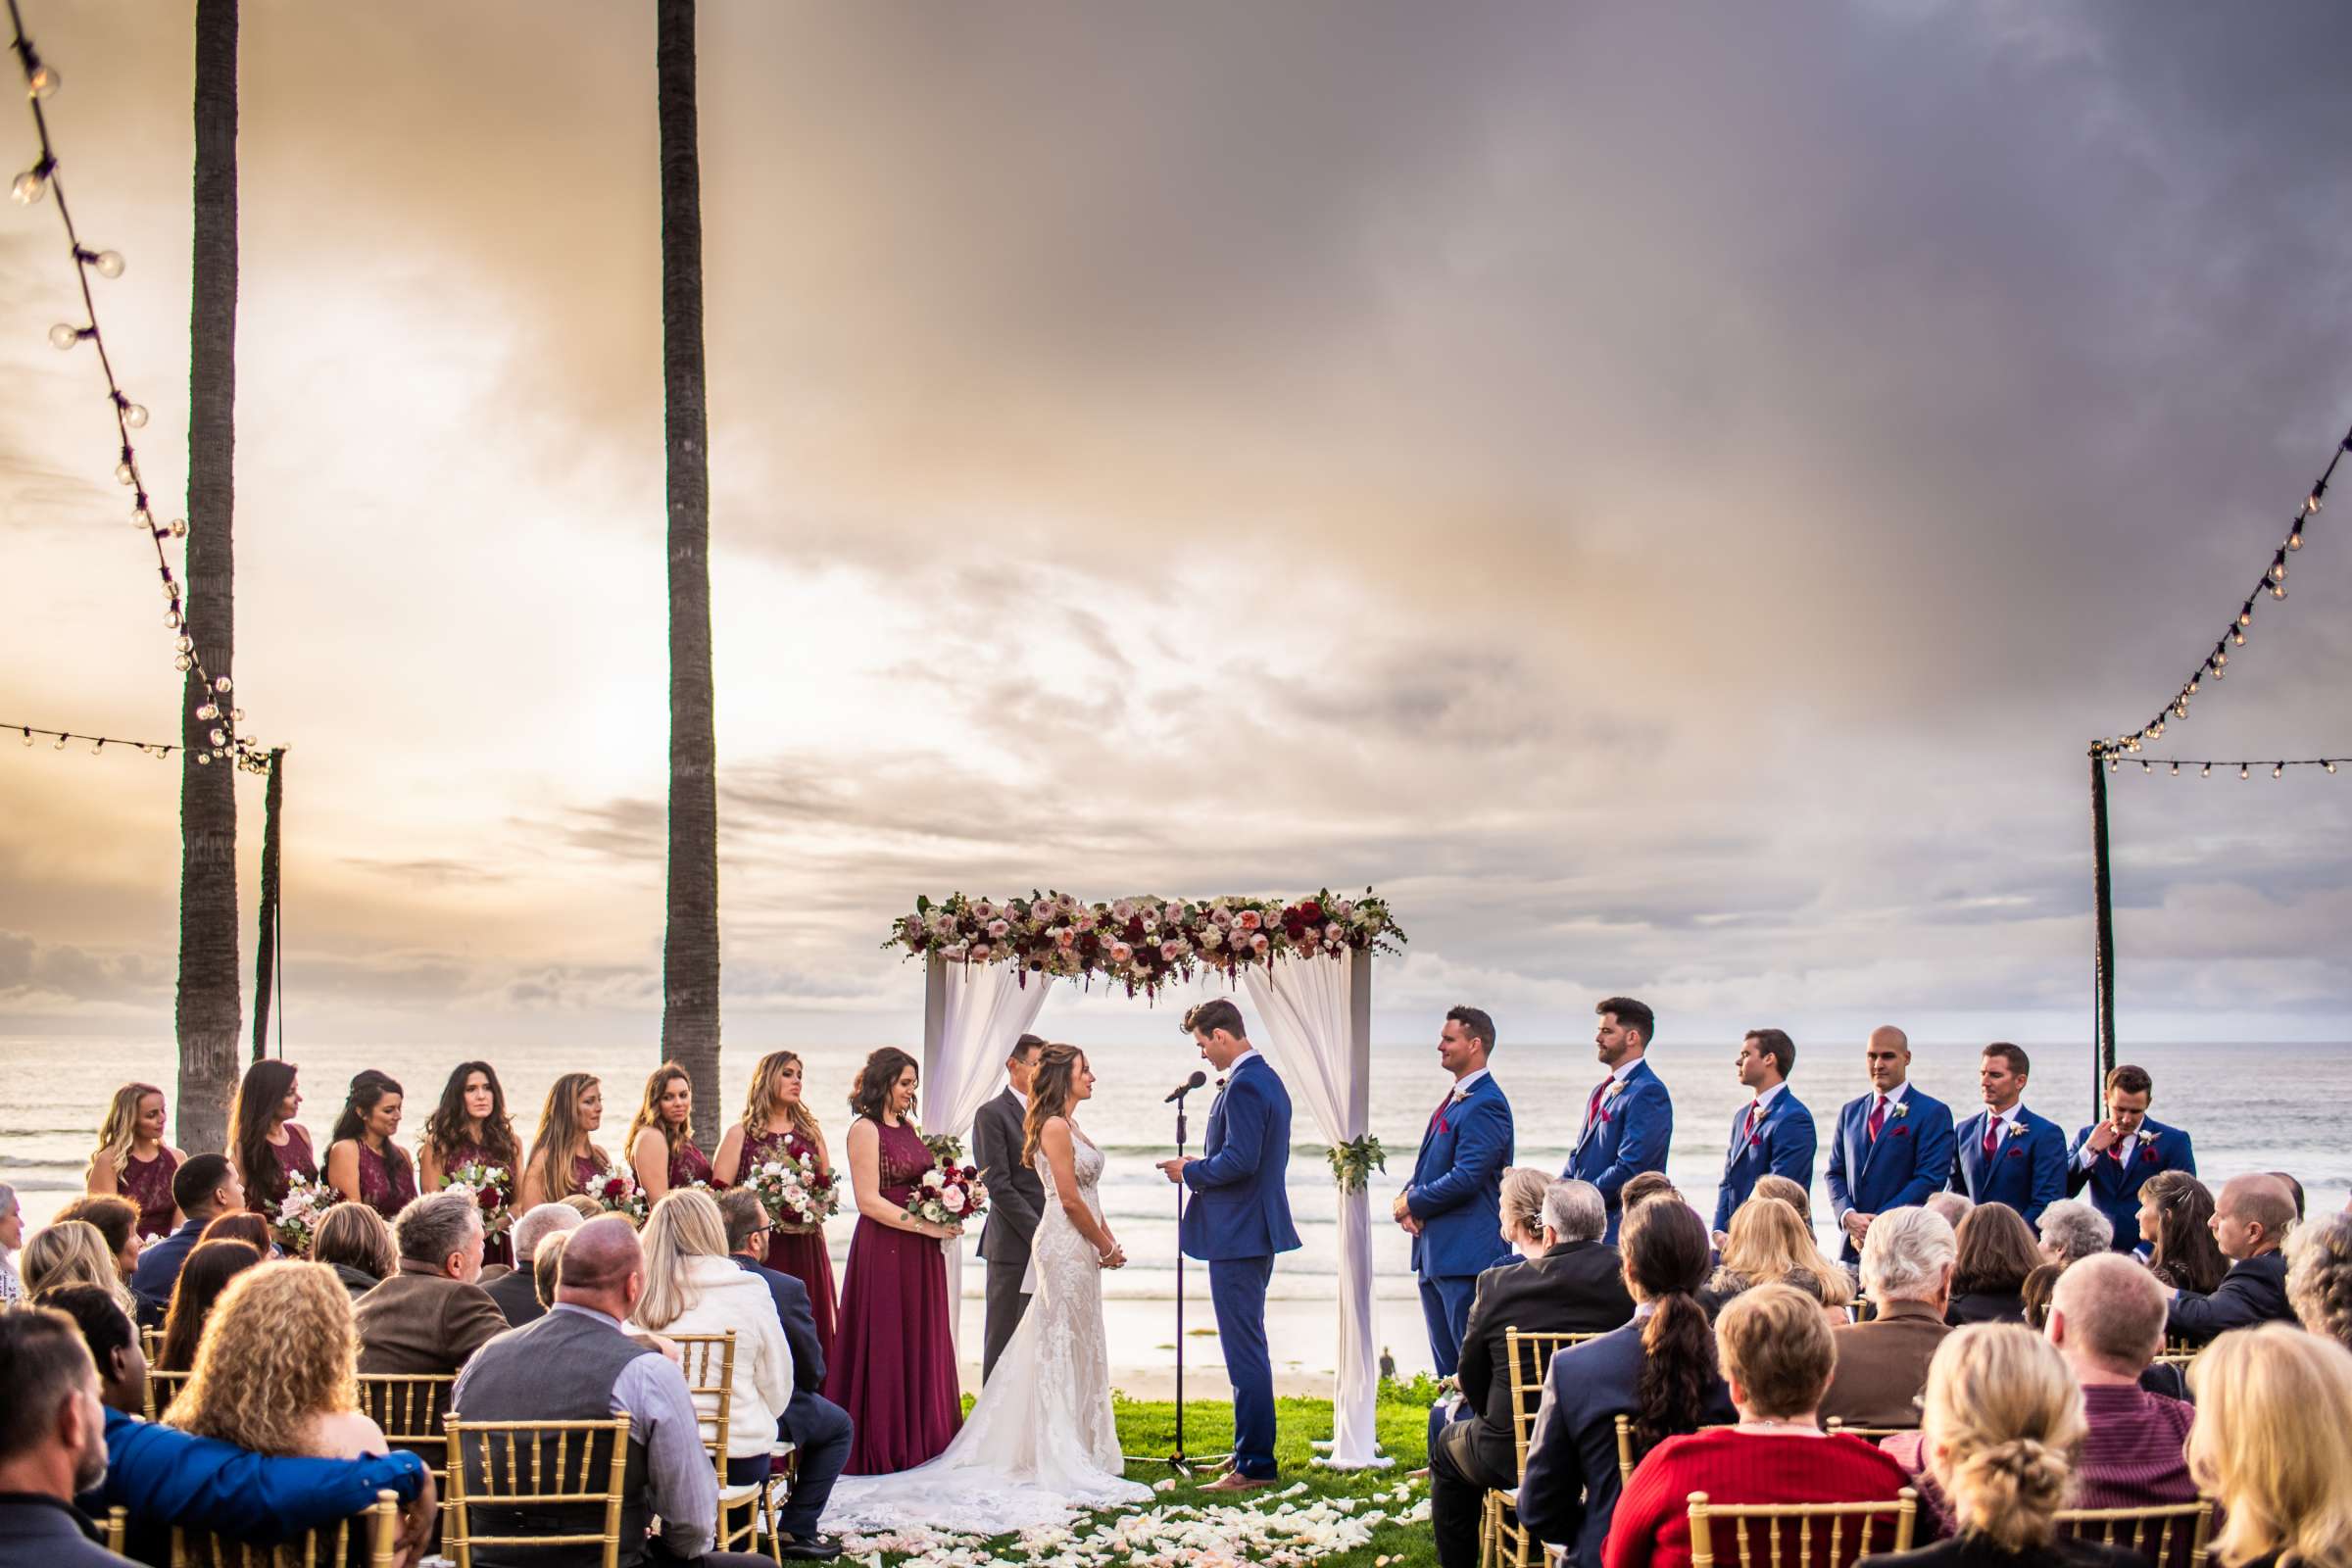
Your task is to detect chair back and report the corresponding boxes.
[141,1327,166,1362]
[2058,1500,2215,1568]
[1686,1488,1917,1568]
[1822,1417,1915,1441]
[145,1366,195,1421]
[357,1373,458,1483]
[2151,1348,2200,1369]
[167,1488,401,1568]
[1503,1329,1600,1480]
[665,1330,740,1474]
[444,1416,633,1568]
[106,1507,127,1555]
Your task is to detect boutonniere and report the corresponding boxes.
[1602,1080,1626,1103]
[1447,1085,1471,1107]
[1891,1102,1910,1119]
[1998,1118,2022,1141]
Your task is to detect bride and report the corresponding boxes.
[819,1043,1154,1534]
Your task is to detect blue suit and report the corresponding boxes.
[1823,1086,1956,1261]
[1950,1105,2067,1228]
[1181,1054,1301,1480]
[1403,1071,1516,1377]
[1565,1059,1673,1244]
[131,1216,207,1328]
[2066,1118,2196,1251]
[1711,1086,1817,1234]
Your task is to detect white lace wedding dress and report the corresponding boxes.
[818,1129,1153,1536]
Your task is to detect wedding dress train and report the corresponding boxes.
[818,1129,1153,1535]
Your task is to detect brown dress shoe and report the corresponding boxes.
[1200,1472,1274,1494]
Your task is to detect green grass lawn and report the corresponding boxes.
[838,1391,1438,1567]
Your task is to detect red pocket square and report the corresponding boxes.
[2006,1147,2024,1158]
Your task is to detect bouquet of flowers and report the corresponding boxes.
[443,1160,514,1238]
[584,1166,648,1223]
[273,1172,340,1254]
[745,1150,840,1234]
[909,1134,988,1232]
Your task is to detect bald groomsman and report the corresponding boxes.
[1824,1025,1955,1263]
[1713,1029,1816,1235]
[1565,997,1672,1245]
[1950,1043,2066,1228]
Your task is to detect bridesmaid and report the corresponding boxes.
[86,1081,186,1243]
[323,1069,417,1222]
[823,1048,962,1474]
[517,1071,610,1210]
[713,1051,838,1358]
[228,1059,316,1216]
[418,1060,522,1267]
[626,1061,711,1203]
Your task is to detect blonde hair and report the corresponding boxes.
[624,1061,702,1165]
[740,1051,825,1170]
[1715,1283,1837,1420]
[92,1082,164,1178]
[632,1188,731,1331]
[523,1072,607,1201]
[23,1218,135,1314]
[1721,1196,1855,1307]
[165,1261,359,1456]
[560,1194,604,1219]
[1498,1167,1551,1243]
[2189,1325,2352,1568]
[1750,1173,1811,1222]
[1920,1324,2083,1551]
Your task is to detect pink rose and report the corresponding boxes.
[1325,921,1344,942]
[970,943,992,960]
[1212,907,1235,928]
[1236,908,1263,932]
[1160,939,1183,961]
[1109,941,1134,962]
[1250,932,1270,954]
[987,918,1010,939]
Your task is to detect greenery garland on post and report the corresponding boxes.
[1325,1134,1387,1195]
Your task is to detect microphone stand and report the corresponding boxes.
[1133,1077,1203,1476]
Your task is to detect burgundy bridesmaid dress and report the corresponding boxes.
[355,1142,418,1223]
[667,1141,712,1190]
[253,1125,318,1213]
[439,1138,515,1268]
[571,1151,610,1198]
[742,1127,839,1361]
[823,1117,958,1474]
[119,1149,180,1242]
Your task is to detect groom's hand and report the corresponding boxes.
[1391,1191,1413,1222]
[1155,1157,1193,1184]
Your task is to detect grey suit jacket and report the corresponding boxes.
[972,1089,1046,1268]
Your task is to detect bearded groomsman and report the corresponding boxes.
[1824,1025,1955,1262]
[1949,1043,2066,1228]
[1565,997,1673,1245]
[1712,1029,1816,1235]
[1394,1005,1516,1378]
[2067,1063,2196,1252]
[972,1033,1048,1381]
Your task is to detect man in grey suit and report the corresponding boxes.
[971,1034,1048,1382]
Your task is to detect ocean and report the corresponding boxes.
[3,1035,2339,1383]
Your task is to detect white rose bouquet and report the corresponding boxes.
[272,1172,339,1254]
[444,1160,514,1238]
[746,1149,841,1234]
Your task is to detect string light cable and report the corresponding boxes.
[2091,421,2352,764]
[8,1,268,774]
[2120,756,2344,780]
[7,721,184,758]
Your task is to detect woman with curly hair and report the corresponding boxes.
[516,1072,611,1211]
[1947,1203,2043,1325]
[1701,1195,1855,1322]
[22,1217,137,1316]
[85,1081,185,1242]
[325,1069,417,1222]
[625,1061,712,1205]
[227,1058,316,1216]
[155,1238,265,1370]
[713,1050,837,1355]
[418,1061,522,1267]
[2287,1212,2352,1353]
[2137,1170,2228,1296]
[165,1260,395,1461]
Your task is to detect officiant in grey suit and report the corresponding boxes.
[972,1033,1049,1381]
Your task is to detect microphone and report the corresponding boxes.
[1164,1070,1207,1104]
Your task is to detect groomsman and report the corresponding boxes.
[1566,997,1673,1244]
[1824,1025,1955,1262]
[972,1033,1047,1381]
[1394,1005,1515,1378]
[1950,1043,2066,1228]
[1712,1028,1816,1235]
[2067,1063,2196,1252]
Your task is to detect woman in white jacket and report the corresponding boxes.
[632,1187,794,1486]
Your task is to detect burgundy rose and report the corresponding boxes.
[1299,899,1324,922]
[476,1187,501,1211]
[1126,915,1148,941]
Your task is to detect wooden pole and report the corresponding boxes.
[2089,748,2118,1122]
[250,746,284,1059]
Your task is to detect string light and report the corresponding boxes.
[2094,423,2352,760]
[7,721,180,760]
[6,3,270,775]
[2118,756,2345,778]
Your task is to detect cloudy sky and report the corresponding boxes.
[3,0,2349,1054]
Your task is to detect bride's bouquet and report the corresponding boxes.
[746,1149,840,1234]
[584,1166,649,1223]
[910,1134,988,1232]
[272,1172,340,1254]
[443,1160,514,1238]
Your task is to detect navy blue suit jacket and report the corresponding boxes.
[1712,1087,1817,1233]
[131,1216,208,1327]
[1516,1320,1736,1565]
[1181,1054,1302,1262]
[1824,1087,1956,1260]
[1950,1105,2067,1227]
[1405,1072,1516,1281]
[1565,1059,1673,1241]
[729,1252,831,1440]
[2066,1119,2195,1250]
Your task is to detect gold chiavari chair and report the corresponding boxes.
[168,1488,401,1568]
[145,1365,195,1421]
[355,1373,458,1487]
[2058,1500,2215,1568]
[1478,1329,1603,1568]
[1822,1417,1915,1442]
[106,1507,128,1554]
[142,1327,166,1362]
[444,1416,632,1568]
[668,1330,777,1562]
[1687,1487,1918,1568]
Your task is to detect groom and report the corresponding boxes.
[1158,998,1300,1494]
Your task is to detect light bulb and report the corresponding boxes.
[2273,583,2287,599]
[196,704,217,720]
[131,506,153,530]
[2308,493,2324,515]
[11,168,47,206]
[113,461,134,486]
[2288,531,2304,551]
[48,321,81,350]
[2270,562,2286,583]
[196,753,212,766]
[2108,757,2120,772]
[2233,629,2246,646]
[2188,678,2201,694]
[52,735,66,750]
[212,675,231,694]
[2201,763,2212,778]
[27,63,60,99]
[92,250,123,279]
[122,402,148,429]
[2213,650,2228,667]
[168,518,187,537]
[163,610,179,629]
[229,708,243,722]
[2239,765,2250,780]
[172,654,192,671]
[2171,762,2180,776]
[174,635,194,654]
[19,731,30,747]
[2328,761,2339,774]
[208,728,226,748]
[2239,608,2253,627]
[2141,760,2151,773]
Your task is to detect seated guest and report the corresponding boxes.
[354,1192,507,1374]
[1514,1196,1735,1568]
[311,1202,397,1300]
[1604,1285,1911,1568]
[2165,1174,2296,1345]
[1859,1325,2143,1568]
[1,1182,23,1307]
[716,1188,849,1561]
[2020,1263,2062,1332]
[0,1306,136,1568]
[199,1212,275,1254]
[2270,1172,2306,1225]
[55,1197,144,1287]
[1751,1173,1815,1222]
[630,1190,794,1487]
[1701,1195,1854,1323]
[1947,1204,2040,1325]
[485,1201,585,1327]
[1822,1206,1956,1428]
[2187,1326,2352,1568]
[560,1193,605,1220]
[451,1216,774,1568]
[1620,1172,1682,1215]
[2137,1172,2228,1296]
[1927,1193,1976,1231]
[2035,1201,2112,1268]
[2045,1256,2196,1507]
[42,1285,434,1568]
[154,1240,263,1371]
[129,1155,243,1326]
[2287,1212,2352,1352]
[534,1230,569,1308]
[1432,1176,1635,1568]
[23,1220,137,1318]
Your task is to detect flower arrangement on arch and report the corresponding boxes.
[884,888,1405,997]
[442,1160,514,1238]
[272,1171,339,1255]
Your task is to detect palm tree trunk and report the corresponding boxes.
[175,0,241,1154]
[657,0,720,1148]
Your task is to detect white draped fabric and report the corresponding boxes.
[921,956,1054,1353]
[1243,950,1383,1468]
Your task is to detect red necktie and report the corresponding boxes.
[1586,1079,1610,1136]
[1430,1092,1453,1133]
[1866,1096,1888,1142]
[1982,1120,1999,1158]
[1739,1102,1761,1147]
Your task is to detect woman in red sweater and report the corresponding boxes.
[1605,1284,1913,1568]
